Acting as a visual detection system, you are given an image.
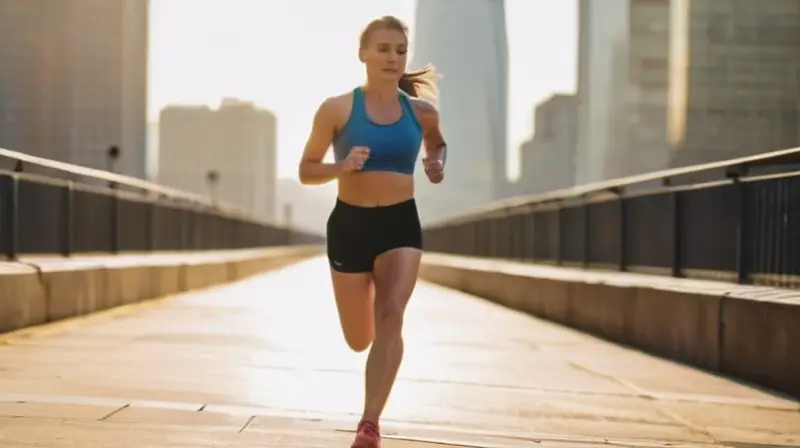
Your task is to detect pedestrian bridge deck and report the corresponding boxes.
[0,257,797,447]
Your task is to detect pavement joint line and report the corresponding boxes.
[382,428,721,448]
[98,403,129,421]
[0,395,722,447]
[237,415,255,434]
[381,434,502,448]
[0,387,797,422]
[655,408,717,445]
[558,359,653,401]
[333,425,715,448]
[533,319,800,410]
[538,350,800,412]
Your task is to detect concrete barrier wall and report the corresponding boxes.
[418,253,800,399]
[0,245,323,334]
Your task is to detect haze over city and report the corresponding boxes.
[148,0,578,182]
[1,2,799,446]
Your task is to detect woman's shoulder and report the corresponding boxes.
[317,89,357,123]
[409,97,439,129]
[320,89,356,110]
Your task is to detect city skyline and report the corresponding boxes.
[147,0,578,181]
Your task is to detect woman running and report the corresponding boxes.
[298,14,447,448]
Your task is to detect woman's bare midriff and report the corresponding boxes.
[337,171,415,207]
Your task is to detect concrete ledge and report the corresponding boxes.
[418,253,800,398]
[0,265,47,331]
[0,245,323,335]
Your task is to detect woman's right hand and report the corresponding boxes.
[339,146,370,173]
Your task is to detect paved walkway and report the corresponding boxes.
[0,257,797,447]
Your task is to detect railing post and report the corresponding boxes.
[110,191,120,254]
[146,200,155,251]
[515,212,524,260]
[671,190,682,278]
[523,205,534,262]
[2,175,18,260]
[734,177,750,284]
[556,201,563,265]
[581,196,589,268]
[61,182,74,256]
[618,190,627,272]
[469,219,477,256]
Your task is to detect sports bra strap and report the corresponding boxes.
[398,91,415,115]
[351,87,367,120]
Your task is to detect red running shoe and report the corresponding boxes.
[350,420,381,448]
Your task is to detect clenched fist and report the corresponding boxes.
[423,157,444,184]
[340,146,370,173]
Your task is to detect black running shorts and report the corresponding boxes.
[326,198,423,273]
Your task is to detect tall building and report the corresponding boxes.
[158,99,278,222]
[411,0,509,222]
[0,0,149,178]
[575,0,670,185]
[146,121,160,181]
[668,0,800,168]
[516,94,578,195]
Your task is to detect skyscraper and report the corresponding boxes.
[668,0,800,168]
[516,94,578,195]
[575,0,670,185]
[158,99,278,222]
[0,0,149,178]
[411,0,509,222]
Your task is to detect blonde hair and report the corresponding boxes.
[359,15,440,103]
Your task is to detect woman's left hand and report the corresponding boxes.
[423,157,444,184]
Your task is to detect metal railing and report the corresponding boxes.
[423,147,800,288]
[0,147,323,259]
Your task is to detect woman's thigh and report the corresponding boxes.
[372,247,422,320]
[330,270,375,352]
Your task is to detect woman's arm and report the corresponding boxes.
[413,99,447,184]
[413,99,447,163]
[298,97,345,185]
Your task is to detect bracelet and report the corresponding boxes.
[422,144,447,171]
[438,144,447,168]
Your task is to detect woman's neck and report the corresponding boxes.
[362,80,398,103]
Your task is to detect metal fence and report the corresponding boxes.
[423,147,800,289]
[0,148,323,259]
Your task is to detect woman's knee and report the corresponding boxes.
[344,332,373,353]
[374,299,405,338]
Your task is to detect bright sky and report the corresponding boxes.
[148,0,577,180]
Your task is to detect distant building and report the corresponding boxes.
[158,99,278,221]
[668,0,800,168]
[0,0,149,178]
[146,121,159,181]
[575,0,670,185]
[516,94,578,195]
[412,0,509,221]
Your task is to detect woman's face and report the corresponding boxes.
[361,27,408,82]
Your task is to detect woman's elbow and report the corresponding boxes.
[298,163,311,185]
[298,161,320,185]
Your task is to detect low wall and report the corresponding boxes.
[0,245,323,334]
[418,253,800,399]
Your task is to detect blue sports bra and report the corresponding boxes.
[332,87,423,175]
